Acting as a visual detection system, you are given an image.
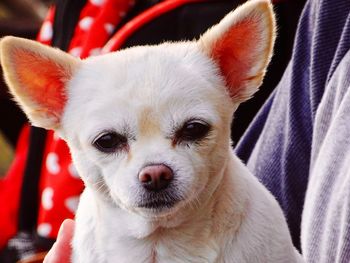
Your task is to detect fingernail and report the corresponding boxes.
[57,220,68,240]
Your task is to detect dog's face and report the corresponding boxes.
[61,43,235,216]
[1,0,275,218]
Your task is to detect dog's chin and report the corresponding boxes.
[134,205,175,218]
[109,189,183,218]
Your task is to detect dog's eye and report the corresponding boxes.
[176,120,211,143]
[93,132,127,153]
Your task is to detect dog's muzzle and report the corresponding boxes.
[137,164,181,210]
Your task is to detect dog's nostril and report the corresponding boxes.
[139,172,152,183]
[138,164,174,191]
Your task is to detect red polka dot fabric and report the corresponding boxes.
[35,0,135,239]
[68,0,134,58]
[37,7,55,46]
[36,131,84,239]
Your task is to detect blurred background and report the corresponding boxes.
[0,0,52,175]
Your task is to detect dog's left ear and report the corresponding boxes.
[198,0,276,102]
[0,36,80,130]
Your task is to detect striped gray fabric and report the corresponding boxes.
[236,0,350,261]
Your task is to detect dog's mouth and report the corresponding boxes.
[136,190,182,211]
[138,200,177,209]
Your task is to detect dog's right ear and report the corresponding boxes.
[0,36,80,130]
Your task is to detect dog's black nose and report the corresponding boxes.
[139,164,173,191]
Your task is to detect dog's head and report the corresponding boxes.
[1,0,275,218]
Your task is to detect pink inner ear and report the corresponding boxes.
[14,49,67,117]
[211,19,261,98]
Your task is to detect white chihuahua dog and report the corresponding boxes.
[1,0,303,262]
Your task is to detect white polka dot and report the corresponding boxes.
[39,21,53,42]
[38,223,52,237]
[90,0,105,6]
[104,23,115,35]
[79,17,94,31]
[68,163,80,179]
[69,47,82,57]
[46,152,60,174]
[42,187,54,210]
[65,196,80,213]
[119,11,126,17]
[89,48,102,56]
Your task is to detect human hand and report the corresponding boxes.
[43,219,75,263]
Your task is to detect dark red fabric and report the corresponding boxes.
[0,126,29,248]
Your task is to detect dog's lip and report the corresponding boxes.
[137,183,182,211]
[137,199,178,209]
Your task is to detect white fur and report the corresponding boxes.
[63,41,302,263]
[1,0,303,262]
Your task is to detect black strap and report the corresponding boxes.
[17,127,47,232]
[52,0,88,51]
